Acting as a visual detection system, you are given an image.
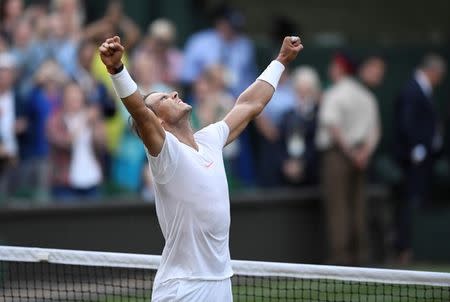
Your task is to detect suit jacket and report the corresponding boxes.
[394,77,437,166]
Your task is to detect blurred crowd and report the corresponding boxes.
[0,0,448,264]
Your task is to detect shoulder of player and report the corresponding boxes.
[194,121,228,147]
[146,131,178,158]
[194,122,218,139]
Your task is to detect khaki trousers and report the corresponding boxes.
[321,148,369,265]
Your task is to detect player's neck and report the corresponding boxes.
[166,118,198,151]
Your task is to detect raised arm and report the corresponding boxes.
[223,36,303,144]
[99,36,165,156]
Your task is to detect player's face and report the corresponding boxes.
[144,91,192,125]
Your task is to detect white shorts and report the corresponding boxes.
[151,278,232,302]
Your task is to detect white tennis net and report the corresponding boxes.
[0,245,449,301]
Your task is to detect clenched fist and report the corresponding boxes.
[99,36,125,74]
[276,36,303,66]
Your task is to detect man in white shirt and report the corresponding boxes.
[99,35,302,301]
[316,53,381,266]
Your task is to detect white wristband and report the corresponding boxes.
[110,66,138,99]
[257,60,285,90]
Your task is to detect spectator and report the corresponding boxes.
[0,52,26,198]
[10,18,38,99]
[87,0,139,89]
[358,55,386,90]
[83,0,140,50]
[190,64,234,129]
[22,0,48,26]
[9,18,33,75]
[358,55,386,173]
[316,53,381,265]
[72,39,116,179]
[86,1,139,154]
[0,0,24,43]
[133,18,183,87]
[356,54,388,261]
[254,71,296,186]
[51,0,84,40]
[21,11,79,82]
[280,66,321,186]
[181,5,257,97]
[47,13,80,76]
[189,64,240,188]
[131,52,173,94]
[47,83,106,201]
[72,39,116,118]
[393,54,447,265]
[182,6,257,186]
[19,60,67,201]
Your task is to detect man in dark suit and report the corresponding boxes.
[394,54,446,264]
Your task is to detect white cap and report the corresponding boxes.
[0,53,16,69]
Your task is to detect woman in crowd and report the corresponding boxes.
[280,66,321,185]
[19,60,67,201]
[47,82,106,200]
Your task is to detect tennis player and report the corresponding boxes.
[99,35,302,301]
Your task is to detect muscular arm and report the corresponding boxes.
[223,36,303,145]
[99,36,165,156]
[224,79,277,144]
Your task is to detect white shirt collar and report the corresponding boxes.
[415,70,433,98]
